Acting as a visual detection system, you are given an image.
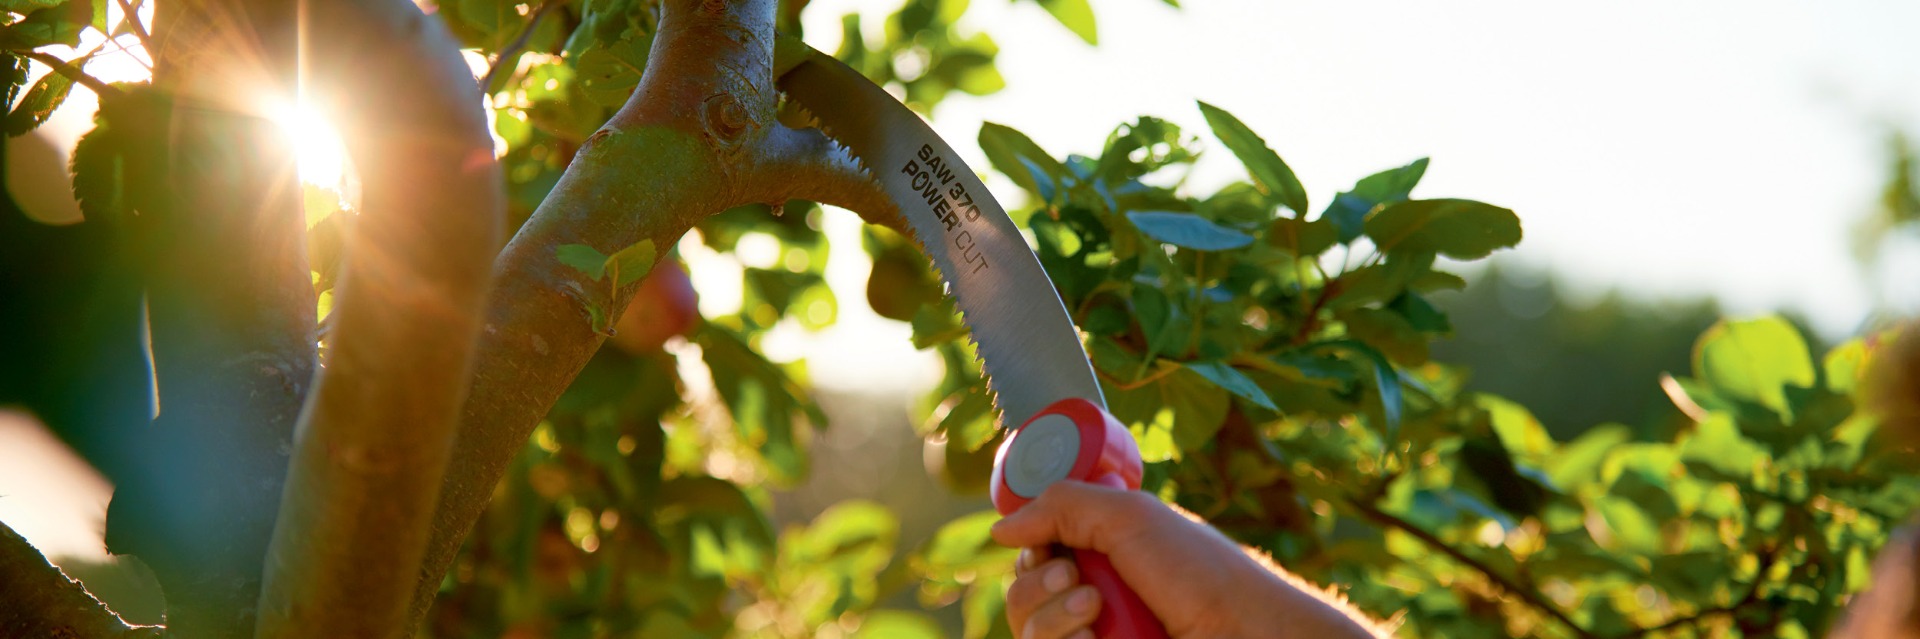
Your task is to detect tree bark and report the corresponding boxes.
[250,0,503,636]
[1,520,163,639]
[100,1,312,636]
[406,0,891,623]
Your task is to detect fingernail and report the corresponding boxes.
[1067,587,1097,614]
[1044,563,1071,593]
[1018,549,1036,571]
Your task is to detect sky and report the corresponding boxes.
[11,0,1920,559]
[798,0,1920,340]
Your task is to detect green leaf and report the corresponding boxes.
[1338,307,1428,367]
[606,239,657,287]
[556,243,610,280]
[980,122,1066,199]
[1196,101,1307,214]
[5,0,92,48]
[1350,157,1429,203]
[1822,337,1871,395]
[1477,394,1552,460]
[1692,316,1816,419]
[5,67,74,137]
[1548,423,1631,488]
[1160,366,1230,452]
[1320,340,1402,439]
[1127,211,1253,250]
[1322,194,1373,244]
[696,324,825,484]
[910,302,968,349]
[574,31,653,107]
[1032,0,1097,45]
[1184,361,1276,410]
[1680,414,1765,479]
[1364,199,1521,259]
[1323,159,1429,243]
[918,510,1008,575]
[1,0,67,10]
[1267,216,1337,256]
[853,610,944,638]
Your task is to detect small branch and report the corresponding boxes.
[747,123,902,233]
[478,0,559,92]
[1344,499,1595,639]
[1291,278,1339,346]
[0,519,163,638]
[113,0,153,52]
[15,50,119,97]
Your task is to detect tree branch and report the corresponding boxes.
[15,50,119,97]
[0,520,163,639]
[1344,499,1595,639]
[113,0,153,52]
[745,123,900,231]
[478,0,559,93]
[407,0,804,624]
[251,0,503,636]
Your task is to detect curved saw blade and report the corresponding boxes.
[778,48,1105,429]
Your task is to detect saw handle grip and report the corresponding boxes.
[990,399,1168,639]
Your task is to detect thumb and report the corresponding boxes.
[991,480,1164,552]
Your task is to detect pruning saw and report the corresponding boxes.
[778,44,1168,639]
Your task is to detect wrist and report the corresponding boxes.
[1229,567,1380,639]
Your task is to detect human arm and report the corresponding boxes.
[990,480,1387,639]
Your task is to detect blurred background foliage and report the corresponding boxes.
[5,0,1920,637]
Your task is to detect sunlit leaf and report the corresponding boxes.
[607,239,657,287]
[1197,101,1307,214]
[1692,315,1816,420]
[1032,0,1096,45]
[5,67,74,137]
[979,122,1065,199]
[1365,199,1520,260]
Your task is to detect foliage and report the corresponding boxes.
[6,0,1919,638]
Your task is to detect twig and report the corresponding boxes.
[113,0,153,52]
[1345,498,1597,639]
[478,0,560,92]
[16,50,120,97]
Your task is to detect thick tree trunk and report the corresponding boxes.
[100,2,311,636]
[251,0,503,636]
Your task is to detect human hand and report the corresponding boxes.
[991,481,1381,639]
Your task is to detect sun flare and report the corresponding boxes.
[265,100,352,191]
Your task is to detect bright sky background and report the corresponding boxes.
[799,0,1920,341]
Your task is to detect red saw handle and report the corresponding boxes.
[990,398,1168,639]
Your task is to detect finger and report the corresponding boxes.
[1020,585,1101,639]
[1005,558,1078,635]
[1016,545,1056,576]
[992,481,1165,552]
